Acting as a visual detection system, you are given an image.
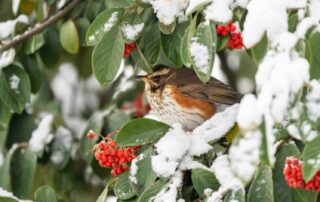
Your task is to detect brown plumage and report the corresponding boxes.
[136,65,241,130]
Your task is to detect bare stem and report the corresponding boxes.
[0,0,81,53]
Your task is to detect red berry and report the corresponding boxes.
[120,157,127,163]
[87,130,95,139]
[227,32,244,49]
[123,43,137,58]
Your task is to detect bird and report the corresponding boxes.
[136,65,242,131]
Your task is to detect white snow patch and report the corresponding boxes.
[121,23,144,41]
[0,48,15,69]
[306,80,320,122]
[186,0,211,16]
[190,37,210,74]
[57,0,68,9]
[149,0,189,25]
[103,12,119,32]
[50,126,73,165]
[28,114,54,155]
[12,0,20,15]
[237,94,262,131]
[129,154,144,184]
[9,74,20,94]
[204,0,233,23]
[0,15,28,39]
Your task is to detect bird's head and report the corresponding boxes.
[135,65,172,93]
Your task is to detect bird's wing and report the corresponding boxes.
[166,68,241,105]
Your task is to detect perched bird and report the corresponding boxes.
[136,65,242,130]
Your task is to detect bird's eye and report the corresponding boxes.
[151,75,161,82]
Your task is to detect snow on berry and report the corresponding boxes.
[87,130,96,139]
[92,137,140,176]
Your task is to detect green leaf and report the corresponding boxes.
[86,8,124,46]
[260,122,272,166]
[24,33,45,55]
[114,171,136,200]
[34,185,58,202]
[0,65,31,113]
[10,148,37,198]
[0,145,18,191]
[160,20,189,66]
[0,196,17,202]
[75,18,91,46]
[307,31,320,79]
[272,142,318,202]
[121,14,144,43]
[191,168,220,197]
[96,184,109,202]
[79,112,105,162]
[106,111,131,132]
[129,147,157,195]
[217,35,230,52]
[92,26,124,85]
[60,20,80,54]
[181,15,197,67]
[288,11,299,33]
[191,22,214,82]
[40,28,61,68]
[224,188,245,202]
[138,180,166,202]
[131,45,152,73]
[302,135,320,182]
[246,34,268,64]
[0,99,11,151]
[116,118,170,147]
[140,22,161,65]
[21,55,42,94]
[248,165,274,202]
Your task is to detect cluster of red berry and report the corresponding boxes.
[121,92,151,117]
[123,43,137,58]
[87,131,140,176]
[283,157,320,192]
[216,21,244,49]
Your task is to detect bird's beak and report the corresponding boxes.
[135,75,147,80]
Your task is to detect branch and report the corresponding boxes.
[0,0,81,53]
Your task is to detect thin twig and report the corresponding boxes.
[0,0,81,53]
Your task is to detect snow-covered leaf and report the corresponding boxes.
[0,49,16,69]
[121,14,144,42]
[0,65,31,113]
[191,168,220,197]
[96,184,109,202]
[114,171,136,200]
[246,34,268,64]
[0,188,18,202]
[116,118,169,147]
[59,20,79,54]
[129,147,156,195]
[224,188,245,202]
[180,15,197,67]
[34,185,57,202]
[186,0,211,16]
[302,135,320,182]
[190,22,214,82]
[92,26,124,85]
[137,180,166,202]
[86,8,124,46]
[0,15,28,40]
[248,165,274,202]
[159,21,176,34]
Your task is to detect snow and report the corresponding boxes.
[149,0,189,25]
[103,12,119,32]
[235,0,249,8]
[129,154,144,184]
[0,187,33,202]
[186,0,211,16]
[204,0,233,23]
[0,48,15,69]
[57,0,68,9]
[28,114,54,155]
[9,74,20,94]
[237,95,262,131]
[0,15,28,39]
[237,78,254,94]
[12,0,20,15]
[190,37,210,74]
[229,130,261,182]
[105,196,117,202]
[306,80,320,122]
[121,23,144,41]
[296,17,318,38]
[153,170,183,202]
